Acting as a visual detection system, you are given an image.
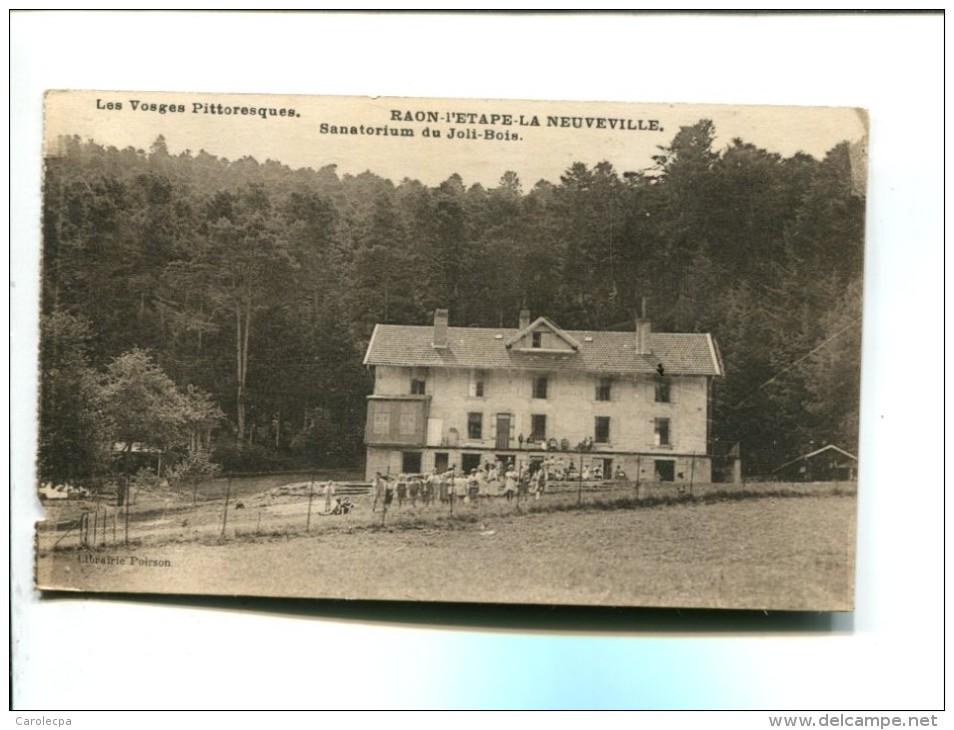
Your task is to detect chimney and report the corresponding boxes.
[519,308,531,330]
[636,299,652,355]
[433,308,449,349]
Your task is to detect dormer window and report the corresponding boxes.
[505,316,581,353]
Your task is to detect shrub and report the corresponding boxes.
[211,440,294,473]
[166,448,222,489]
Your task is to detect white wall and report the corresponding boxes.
[373,365,709,455]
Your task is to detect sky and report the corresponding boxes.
[44,90,867,189]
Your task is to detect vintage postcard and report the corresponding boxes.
[34,91,866,610]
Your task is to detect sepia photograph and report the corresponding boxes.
[13,11,947,714]
[33,90,866,611]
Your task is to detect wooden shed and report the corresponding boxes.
[773,444,858,482]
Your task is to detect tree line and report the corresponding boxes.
[39,121,864,484]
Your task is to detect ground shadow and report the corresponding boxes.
[38,590,854,635]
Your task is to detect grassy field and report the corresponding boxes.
[37,490,856,611]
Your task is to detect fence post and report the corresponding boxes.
[306,478,315,533]
[449,467,455,517]
[515,463,521,510]
[122,477,132,545]
[577,447,584,507]
[635,456,642,501]
[221,477,231,538]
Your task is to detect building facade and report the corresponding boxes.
[362,309,724,483]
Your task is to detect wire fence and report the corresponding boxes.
[36,476,856,553]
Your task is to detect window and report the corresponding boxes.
[532,331,542,348]
[402,452,422,474]
[655,381,670,403]
[596,378,612,401]
[654,417,671,446]
[469,370,486,397]
[373,411,390,434]
[495,413,512,449]
[655,459,675,482]
[532,376,548,399]
[531,414,547,441]
[467,412,483,439]
[461,453,482,473]
[399,411,417,435]
[595,416,611,443]
[410,378,426,395]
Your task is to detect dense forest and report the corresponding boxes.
[38,120,864,484]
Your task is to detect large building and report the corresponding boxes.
[362,309,725,483]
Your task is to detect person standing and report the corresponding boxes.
[439,469,450,504]
[486,462,499,497]
[423,469,437,506]
[323,481,336,513]
[396,474,407,508]
[467,469,480,505]
[372,472,385,512]
[504,466,517,502]
[518,470,530,500]
[455,471,469,505]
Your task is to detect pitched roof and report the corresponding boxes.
[773,444,858,472]
[505,316,581,350]
[364,323,723,376]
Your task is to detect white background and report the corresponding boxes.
[9,11,946,714]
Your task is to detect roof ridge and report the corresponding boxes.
[374,322,713,337]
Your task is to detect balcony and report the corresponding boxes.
[364,395,429,446]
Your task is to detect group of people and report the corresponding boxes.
[533,456,625,482]
[371,460,553,512]
[369,455,634,512]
